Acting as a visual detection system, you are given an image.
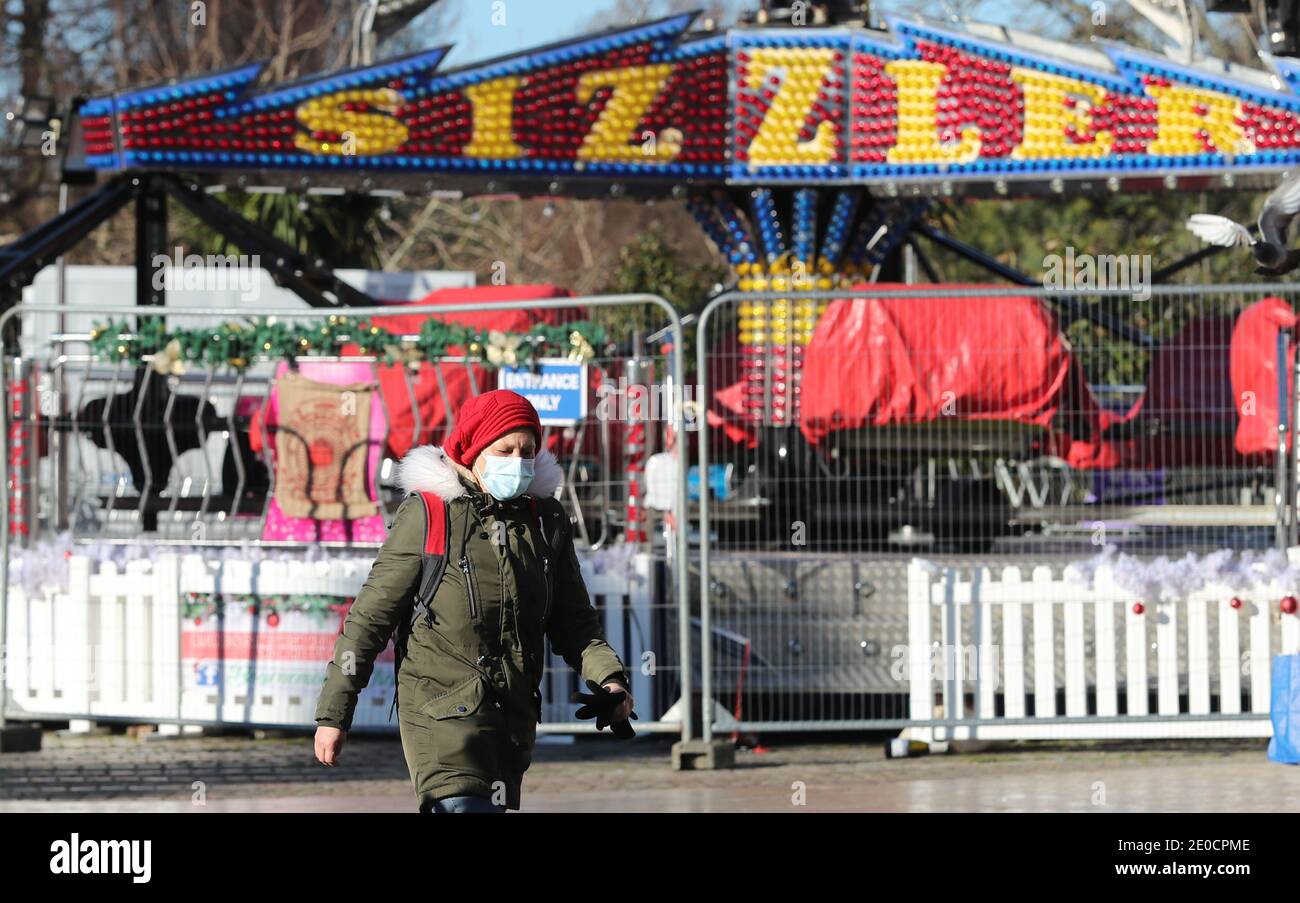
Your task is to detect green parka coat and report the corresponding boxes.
[314,445,629,810]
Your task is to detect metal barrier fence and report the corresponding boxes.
[8,283,1300,747]
[695,285,1300,740]
[0,294,691,739]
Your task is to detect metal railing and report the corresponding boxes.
[9,282,1300,746]
[0,294,693,740]
[695,284,1300,739]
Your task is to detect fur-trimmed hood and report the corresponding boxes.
[395,444,563,501]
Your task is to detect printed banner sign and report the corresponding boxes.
[181,601,395,728]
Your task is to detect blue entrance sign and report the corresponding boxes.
[497,359,588,426]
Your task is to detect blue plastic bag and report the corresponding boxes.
[686,464,732,501]
[1268,653,1300,764]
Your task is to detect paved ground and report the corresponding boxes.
[2,728,1298,812]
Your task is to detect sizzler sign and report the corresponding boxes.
[73,12,1300,188]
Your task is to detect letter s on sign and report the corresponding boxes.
[294,88,409,156]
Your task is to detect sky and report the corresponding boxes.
[403,1,726,68]
[418,1,627,66]
[402,0,1025,70]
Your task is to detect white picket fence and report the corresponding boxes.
[4,550,655,733]
[907,559,1300,742]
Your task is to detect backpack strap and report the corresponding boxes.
[390,491,451,722]
[415,490,450,621]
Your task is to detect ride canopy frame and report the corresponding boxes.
[63,11,1300,198]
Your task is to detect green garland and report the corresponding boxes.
[88,315,608,372]
[183,591,352,624]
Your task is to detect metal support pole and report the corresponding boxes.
[696,313,715,745]
[52,181,70,532]
[1277,330,1291,550]
[135,175,167,314]
[1292,347,1300,548]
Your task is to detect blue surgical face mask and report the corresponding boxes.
[478,454,535,500]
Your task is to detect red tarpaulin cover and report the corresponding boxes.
[1112,314,1236,469]
[1120,297,1300,463]
[795,284,1113,466]
[1146,315,1236,426]
[1231,296,1297,458]
[708,288,1297,470]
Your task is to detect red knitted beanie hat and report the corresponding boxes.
[445,389,542,467]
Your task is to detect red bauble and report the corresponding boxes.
[1282,596,1298,615]
[267,612,281,628]
[1132,602,1146,615]
[1230,597,1244,610]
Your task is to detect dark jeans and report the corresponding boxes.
[421,794,507,814]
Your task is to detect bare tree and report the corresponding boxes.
[1012,0,1258,63]
[586,0,747,31]
[1,0,358,252]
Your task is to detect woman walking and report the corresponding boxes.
[313,389,633,812]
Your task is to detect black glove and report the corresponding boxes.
[571,680,638,739]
